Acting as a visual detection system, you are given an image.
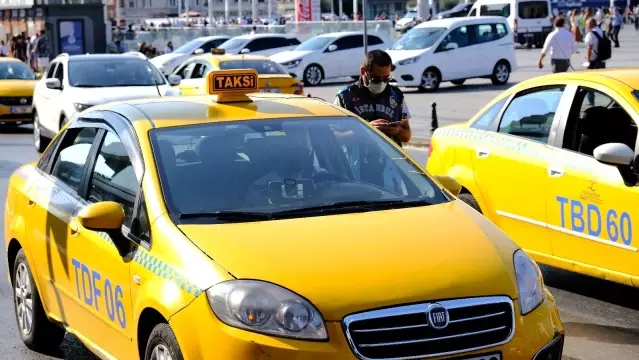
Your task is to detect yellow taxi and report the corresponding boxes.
[171,49,303,96]
[5,69,563,360]
[0,57,40,127]
[427,69,639,288]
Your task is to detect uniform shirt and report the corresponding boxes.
[541,27,577,60]
[333,79,411,146]
[584,27,605,61]
[611,12,623,26]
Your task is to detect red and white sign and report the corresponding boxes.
[295,0,320,22]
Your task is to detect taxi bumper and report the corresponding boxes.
[0,105,33,124]
[169,290,564,360]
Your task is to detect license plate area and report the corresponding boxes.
[450,352,501,360]
[260,88,281,93]
[11,106,32,114]
[528,27,542,32]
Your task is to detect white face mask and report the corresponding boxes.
[365,78,387,94]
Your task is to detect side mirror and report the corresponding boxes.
[193,48,204,55]
[167,74,181,86]
[45,78,61,90]
[327,44,338,52]
[76,201,125,231]
[444,42,459,50]
[594,143,637,187]
[433,175,462,197]
[240,48,251,54]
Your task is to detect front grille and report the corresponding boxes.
[343,296,514,360]
[0,96,32,106]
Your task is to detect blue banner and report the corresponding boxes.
[59,20,84,55]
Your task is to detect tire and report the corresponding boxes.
[144,323,184,360]
[491,61,510,85]
[302,64,323,86]
[12,249,65,353]
[419,68,441,92]
[451,79,465,86]
[458,193,482,214]
[33,112,50,153]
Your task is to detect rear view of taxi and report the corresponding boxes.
[6,69,563,360]
[171,49,303,95]
[427,69,639,288]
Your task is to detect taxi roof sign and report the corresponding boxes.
[207,69,259,102]
[211,48,225,55]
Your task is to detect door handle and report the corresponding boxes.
[69,221,80,236]
[548,166,565,177]
[476,148,490,158]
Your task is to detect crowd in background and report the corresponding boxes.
[0,30,50,73]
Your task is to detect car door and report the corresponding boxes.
[471,85,570,256]
[547,82,639,280]
[35,62,58,132]
[27,125,102,332]
[433,25,473,80]
[468,23,499,76]
[329,35,364,77]
[174,61,199,95]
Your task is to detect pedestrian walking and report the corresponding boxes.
[611,8,622,47]
[584,17,610,69]
[13,35,27,62]
[570,9,583,43]
[0,41,7,57]
[163,41,173,54]
[33,30,50,72]
[538,17,577,73]
[634,5,639,31]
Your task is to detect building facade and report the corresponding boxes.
[117,0,296,20]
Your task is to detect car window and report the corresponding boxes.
[438,25,469,50]
[46,63,57,79]
[469,8,477,16]
[392,27,446,50]
[288,38,301,46]
[332,35,363,50]
[246,38,271,52]
[561,87,637,156]
[150,117,448,219]
[176,62,196,79]
[68,58,166,87]
[367,35,384,46]
[471,98,508,130]
[270,37,291,48]
[50,127,100,193]
[200,39,225,53]
[0,61,35,80]
[472,24,497,45]
[190,63,209,79]
[87,131,138,227]
[54,63,64,83]
[518,1,549,19]
[480,3,511,17]
[218,59,287,74]
[496,23,508,38]
[498,87,565,143]
[37,133,64,171]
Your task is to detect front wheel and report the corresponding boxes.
[491,61,510,85]
[303,64,323,86]
[144,323,184,360]
[33,113,50,153]
[419,68,441,92]
[13,249,65,353]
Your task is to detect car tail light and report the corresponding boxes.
[513,18,518,33]
[294,82,304,95]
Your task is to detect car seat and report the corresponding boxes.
[578,106,636,156]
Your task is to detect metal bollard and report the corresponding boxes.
[431,102,438,134]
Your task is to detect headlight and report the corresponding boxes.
[282,59,302,68]
[398,56,420,65]
[207,280,327,340]
[513,249,544,315]
[74,103,92,112]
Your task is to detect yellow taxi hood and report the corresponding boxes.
[0,80,37,96]
[178,200,520,320]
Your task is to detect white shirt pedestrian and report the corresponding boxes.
[541,27,577,60]
[595,9,604,24]
[584,26,605,61]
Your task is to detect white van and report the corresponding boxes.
[469,0,552,48]
[388,16,517,91]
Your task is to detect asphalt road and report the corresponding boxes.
[0,28,638,360]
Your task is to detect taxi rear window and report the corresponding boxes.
[633,90,639,102]
[218,60,288,75]
[150,117,448,221]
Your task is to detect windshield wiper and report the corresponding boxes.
[273,199,433,216]
[179,211,273,222]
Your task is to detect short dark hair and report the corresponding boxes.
[363,49,392,72]
[554,16,565,28]
[40,29,46,35]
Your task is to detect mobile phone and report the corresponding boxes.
[387,121,401,126]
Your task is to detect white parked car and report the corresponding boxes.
[271,32,390,86]
[394,8,419,33]
[469,0,552,48]
[388,16,517,92]
[151,35,231,75]
[217,34,301,56]
[32,53,181,152]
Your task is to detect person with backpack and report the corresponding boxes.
[584,17,610,70]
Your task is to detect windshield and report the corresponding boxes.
[450,3,468,11]
[295,36,335,51]
[518,1,549,19]
[403,10,417,19]
[219,59,287,74]
[392,27,446,50]
[480,3,511,17]
[68,59,167,87]
[218,38,248,50]
[151,117,447,220]
[173,39,206,54]
[0,61,35,80]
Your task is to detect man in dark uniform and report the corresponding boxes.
[333,49,412,146]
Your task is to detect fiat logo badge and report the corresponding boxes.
[20,98,27,104]
[427,304,449,330]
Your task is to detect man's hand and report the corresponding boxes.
[370,119,389,129]
[538,60,543,69]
